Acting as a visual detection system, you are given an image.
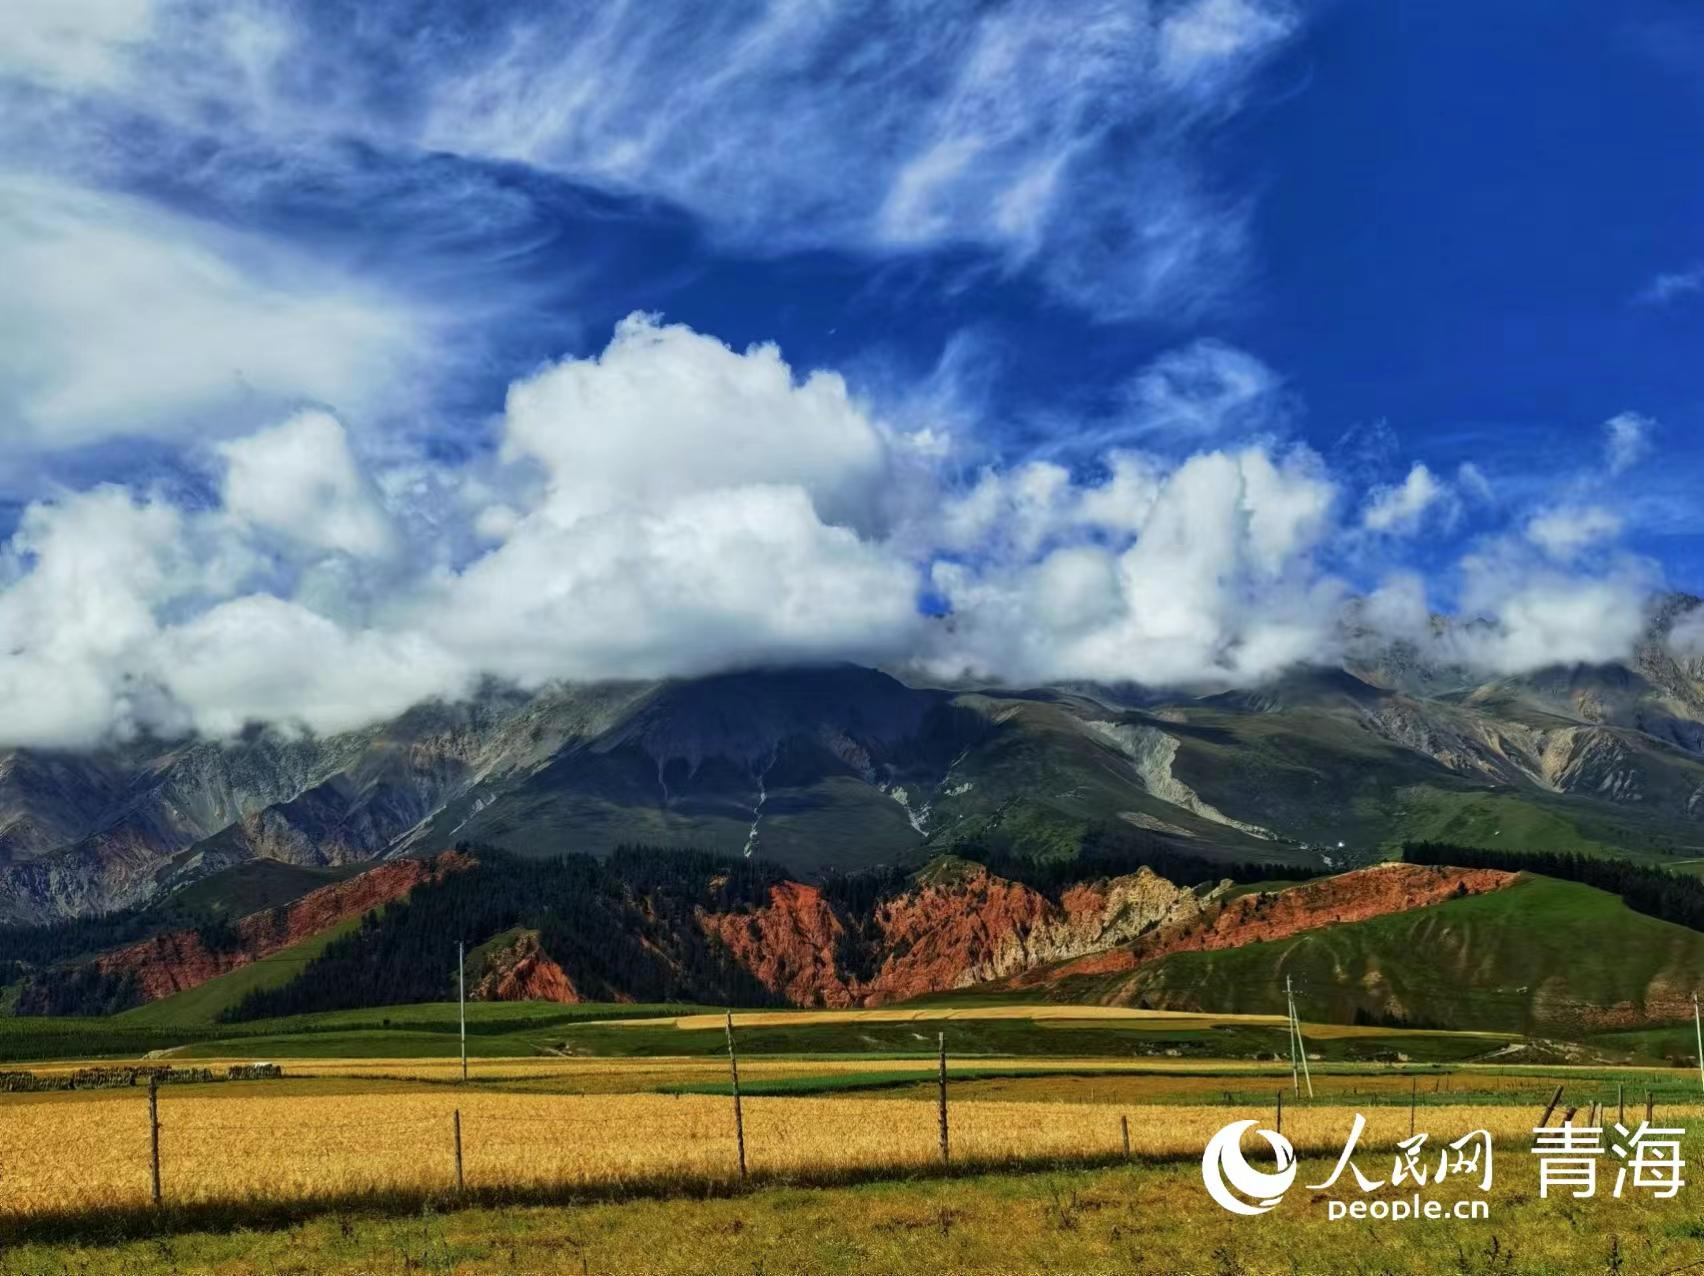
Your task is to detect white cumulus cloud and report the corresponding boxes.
[928,445,1341,687]
[0,315,1679,748]
[1525,505,1623,562]
[219,411,398,560]
[1361,462,1452,535]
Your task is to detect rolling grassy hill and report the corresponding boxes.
[1042,874,1704,1037]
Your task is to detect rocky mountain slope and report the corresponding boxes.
[4,599,1704,924]
[16,849,1231,1017]
[699,858,1225,1007]
[15,843,1704,1040]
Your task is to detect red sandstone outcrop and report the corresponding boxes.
[470,931,580,1003]
[94,851,474,1002]
[699,881,859,1007]
[1017,862,1517,986]
[698,861,1225,1008]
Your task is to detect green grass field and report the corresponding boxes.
[0,1001,722,1064]
[1028,875,1704,1044]
[4,1155,1701,1275]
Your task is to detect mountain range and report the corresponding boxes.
[4,597,1704,928]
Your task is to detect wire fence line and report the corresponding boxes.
[10,1052,1704,1223]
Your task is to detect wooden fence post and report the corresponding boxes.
[453,1109,464,1194]
[148,1075,162,1207]
[937,1032,950,1167]
[1275,1090,1282,1135]
[1121,1114,1131,1159]
[1618,1083,1625,1126]
[1539,1085,1563,1127]
[1409,1077,1417,1137]
[1646,1089,1654,1125]
[725,1011,747,1182]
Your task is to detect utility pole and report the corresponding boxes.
[937,1031,950,1166]
[1693,992,1703,1098]
[147,1074,162,1207]
[725,1010,747,1181]
[459,939,468,1084]
[1285,974,1300,1095]
[1285,975,1313,1099]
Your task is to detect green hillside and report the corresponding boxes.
[1059,875,1704,1036]
[114,916,365,1029]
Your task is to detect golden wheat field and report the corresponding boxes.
[9,1078,1704,1219]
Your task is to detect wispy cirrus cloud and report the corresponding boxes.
[249,0,1304,321]
[1604,410,1655,475]
[0,176,426,452]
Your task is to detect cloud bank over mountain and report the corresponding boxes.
[0,1,1693,749]
[0,314,1672,748]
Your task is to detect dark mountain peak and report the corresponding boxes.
[601,665,943,768]
[1194,666,1386,714]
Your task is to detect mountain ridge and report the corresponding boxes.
[4,598,1704,923]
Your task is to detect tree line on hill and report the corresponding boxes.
[961,825,1315,898]
[222,845,788,1021]
[13,963,142,1017]
[1403,841,1704,933]
[0,897,248,973]
[0,902,173,970]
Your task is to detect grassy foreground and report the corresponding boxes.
[3,1158,1702,1275]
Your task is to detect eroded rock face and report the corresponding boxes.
[92,851,474,1003]
[1022,862,1517,986]
[471,931,580,1004]
[699,882,858,1007]
[697,863,1223,1008]
[1085,721,1271,838]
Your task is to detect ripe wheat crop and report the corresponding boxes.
[8,1083,1701,1220]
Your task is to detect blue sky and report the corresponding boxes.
[1,0,1701,745]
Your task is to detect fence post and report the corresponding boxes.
[1121,1114,1131,1159]
[1539,1085,1563,1127]
[725,1010,747,1182]
[148,1075,162,1207]
[453,1109,464,1194]
[1275,1091,1282,1135]
[937,1032,950,1167]
[1409,1077,1417,1137]
[1646,1089,1654,1125]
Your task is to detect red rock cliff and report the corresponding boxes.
[698,861,1222,1008]
[470,931,580,1004]
[699,881,859,1007]
[1023,862,1517,985]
